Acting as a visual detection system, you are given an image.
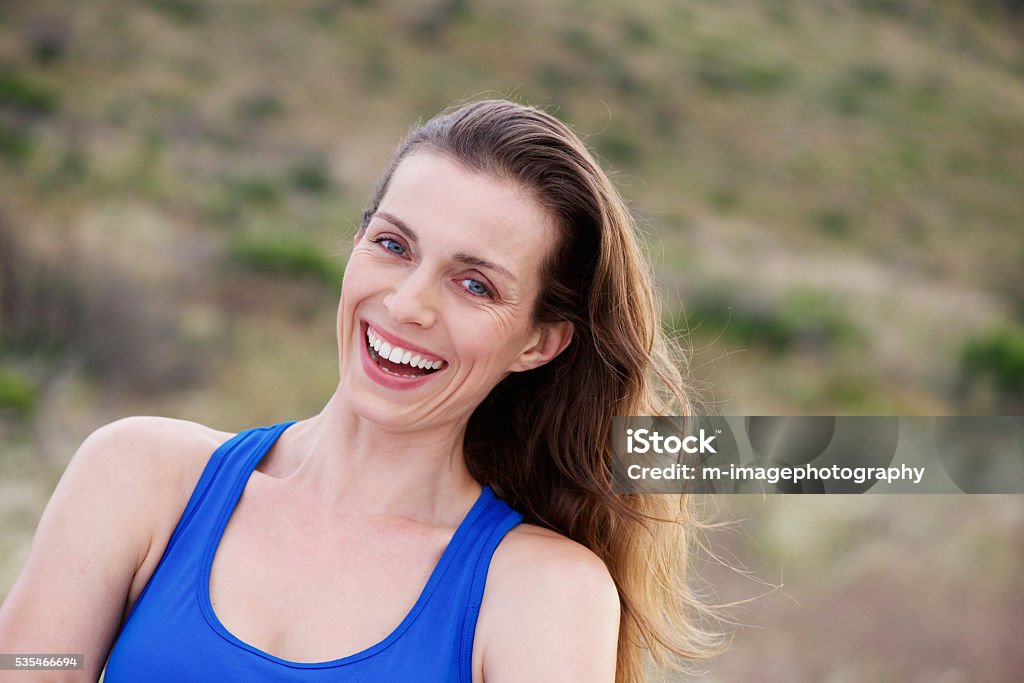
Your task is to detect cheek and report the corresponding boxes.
[336,264,374,339]
[338,254,380,301]
[457,319,531,370]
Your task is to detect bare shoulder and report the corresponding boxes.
[0,416,234,678]
[484,523,620,622]
[80,414,233,465]
[74,415,233,489]
[489,523,618,596]
[474,523,620,683]
[66,416,235,560]
[53,415,236,580]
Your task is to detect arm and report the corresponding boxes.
[474,527,621,683]
[0,417,217,681]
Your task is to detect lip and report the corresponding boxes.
[361,320,446,364]
[358,319,448,390]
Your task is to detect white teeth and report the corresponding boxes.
[365,325,444,371]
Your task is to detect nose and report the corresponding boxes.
[383,267,437,328]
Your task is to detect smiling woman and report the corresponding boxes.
[344,152,568,429]
[0,100,723,683]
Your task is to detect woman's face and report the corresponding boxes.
[337,151,570,433]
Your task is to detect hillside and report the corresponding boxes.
[1,2,1023,678]
[3,0,1022,425]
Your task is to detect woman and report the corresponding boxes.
[0,100,721,681]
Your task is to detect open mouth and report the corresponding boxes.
[365,324,446,379]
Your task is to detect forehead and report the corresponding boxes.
[376,152,557,285]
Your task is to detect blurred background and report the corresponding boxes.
[1,0,1022,680]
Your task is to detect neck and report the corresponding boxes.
[265,388,481,526]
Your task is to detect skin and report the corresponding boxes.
[0,152,620,682]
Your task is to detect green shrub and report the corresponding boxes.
[561,26,594,57]
[536,62,575,92]
[147,0,205,25]
[234,93,285,123]
[856,0,908,17]
[622,18,656,47]
[674,287,859,353]
[910,75,946,114]
[710,188,741,213]
[0,368,36,417]
[229,177,282,207]
[777,289,861,348]
[289,157,332,194]
[815,208,852,237]
[0,121,35,164]
[229,234,344,285]
[594,124,641,166]
[0,69,58,114]
[893,137,924,172]
[695,52,794,95]
[848,64,895,91]
[962,325,1024,395]
[408,0,470,43]
[828,63,895,116]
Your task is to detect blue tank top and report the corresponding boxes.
[104,422,522,682]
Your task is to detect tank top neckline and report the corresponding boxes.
[196,421,497,669]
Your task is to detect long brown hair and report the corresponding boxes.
[362,99,725,681]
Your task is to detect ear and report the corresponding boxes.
[509,321,574,373]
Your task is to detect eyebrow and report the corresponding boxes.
[373,210,519,283]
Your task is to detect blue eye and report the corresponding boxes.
[461,278,492,297]
[374,237,406,256]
